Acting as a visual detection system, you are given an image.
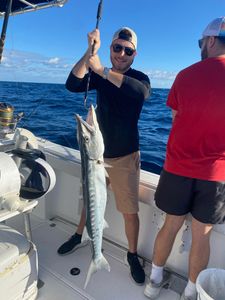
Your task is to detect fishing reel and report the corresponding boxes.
[0,102,23,138]
[0,107,56,211]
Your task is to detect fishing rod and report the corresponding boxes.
[84,0,103,108]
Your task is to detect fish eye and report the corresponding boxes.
[84,136,89,143]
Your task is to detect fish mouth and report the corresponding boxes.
[75,105,96,133]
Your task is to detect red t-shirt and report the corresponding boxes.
[164,56,225,181]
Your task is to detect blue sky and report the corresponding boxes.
[0,0,224,88]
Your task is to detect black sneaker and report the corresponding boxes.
[127,252,145,285]
[57,233,86,255]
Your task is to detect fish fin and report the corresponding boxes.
[81,227,90,243]
[84,254,110,289]
[103,162,113,168]
[103,219,109,229]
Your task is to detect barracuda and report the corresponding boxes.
[75,105,110,289]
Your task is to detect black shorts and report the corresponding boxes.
[155,169,225,224]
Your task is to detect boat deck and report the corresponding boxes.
[6,215,185,300]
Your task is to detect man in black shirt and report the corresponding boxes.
[58,27,150,285]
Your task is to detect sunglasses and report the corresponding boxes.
[198,39,204,49]
[112,43,135,56]
[198,37,209,49]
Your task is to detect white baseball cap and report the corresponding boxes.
[112,27,137,49]
[202,17,225,37]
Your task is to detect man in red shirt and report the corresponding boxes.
[144,17,225,300]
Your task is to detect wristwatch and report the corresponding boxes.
[102,67,110,79]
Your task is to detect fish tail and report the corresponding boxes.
[84,254,110,289]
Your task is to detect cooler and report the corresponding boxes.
[0,224,38,300]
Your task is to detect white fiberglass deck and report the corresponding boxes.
[6,215,183,300]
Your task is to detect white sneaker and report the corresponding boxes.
[144,271,170,299]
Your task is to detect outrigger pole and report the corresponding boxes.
[84,0,103,108]
[0,0,12,63]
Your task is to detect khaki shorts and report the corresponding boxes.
[105,151,140,214]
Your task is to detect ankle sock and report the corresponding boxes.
[184,280,197,298]
[150,263,164,284]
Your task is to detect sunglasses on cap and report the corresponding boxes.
[112,43,135,56]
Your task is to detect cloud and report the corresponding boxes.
[0,49,72,83]
[147,70,177,80]
[46,57,60,65]
[145,69,178,88]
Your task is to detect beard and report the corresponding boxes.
[110,54,134,73]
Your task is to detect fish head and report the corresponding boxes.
[75,105,104,160]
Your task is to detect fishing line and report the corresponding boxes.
[84,0,103,109]
[19,98,47,127]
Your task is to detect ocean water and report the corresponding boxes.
[0,81,171,174]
